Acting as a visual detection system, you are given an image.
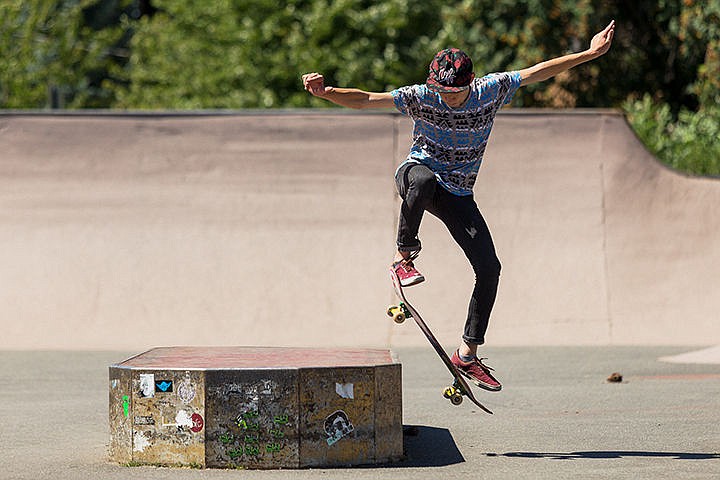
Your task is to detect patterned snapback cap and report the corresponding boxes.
[426,48,474,93]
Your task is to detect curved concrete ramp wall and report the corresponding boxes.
[0,111,718,349]
[457,112,720,347]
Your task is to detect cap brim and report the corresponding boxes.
[426,79,470,93]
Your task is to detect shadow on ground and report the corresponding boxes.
[386,425,465,467]
[489,451,720,461]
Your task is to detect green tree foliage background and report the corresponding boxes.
[624,1,720,175]
[0,0,718,173]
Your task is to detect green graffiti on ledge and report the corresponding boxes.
[266,442,282,453]
[222,409,293,463]
[273,414,289,425]
[122,395,130,418]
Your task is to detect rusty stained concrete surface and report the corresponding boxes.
[108,368,206,465]
[204,368,300,469]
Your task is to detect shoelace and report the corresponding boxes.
[401,262,416,273]
[395,250,420,269]
[476,357,495,372]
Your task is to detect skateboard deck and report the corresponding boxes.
[388,267,493,414]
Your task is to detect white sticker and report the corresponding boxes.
[325,410,355,446]
[177,378,196,404]
[335,383,354,399]
[176,410,193,428]
[139,374,155,398]
[133,431,151,452]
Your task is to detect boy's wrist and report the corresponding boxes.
[584,48,603,60]
[315,86,335,98]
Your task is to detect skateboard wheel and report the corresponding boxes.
[443,386,455,399]
[387,305,405,324]
[450,393,463,406]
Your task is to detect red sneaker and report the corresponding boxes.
[451,350,502,391]
[392,258,425,287]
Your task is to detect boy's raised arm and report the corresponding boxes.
[302,72,395,109]
[519,20,615,86]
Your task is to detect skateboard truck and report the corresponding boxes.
[443,382,465,406]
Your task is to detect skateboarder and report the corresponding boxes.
[302,21,615,391]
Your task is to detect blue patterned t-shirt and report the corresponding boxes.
[391,71,522,196]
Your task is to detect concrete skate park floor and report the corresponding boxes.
[2,347,718,480]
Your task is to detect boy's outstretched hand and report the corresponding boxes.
[302,72,334,97]
[589,20,615,57]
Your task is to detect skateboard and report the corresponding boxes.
[388,268,493,414]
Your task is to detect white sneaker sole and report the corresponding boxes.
[400,276,425,287]
[457,368,502,391]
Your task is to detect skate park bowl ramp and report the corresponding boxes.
[1,110,718,350]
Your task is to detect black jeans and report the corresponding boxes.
[395,162,501,345]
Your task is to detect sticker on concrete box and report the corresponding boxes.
[173,410,205,433]
[139,374,155,398]
[133,431,151,452]
[134,415,155,426]
[176,410,194,428]
[335,383,354,399]
[177,378,196,404]
[325,410,355,446]
[190,413,204,433]
[155,380,173,393]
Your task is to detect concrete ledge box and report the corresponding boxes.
[109,346,403,469]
